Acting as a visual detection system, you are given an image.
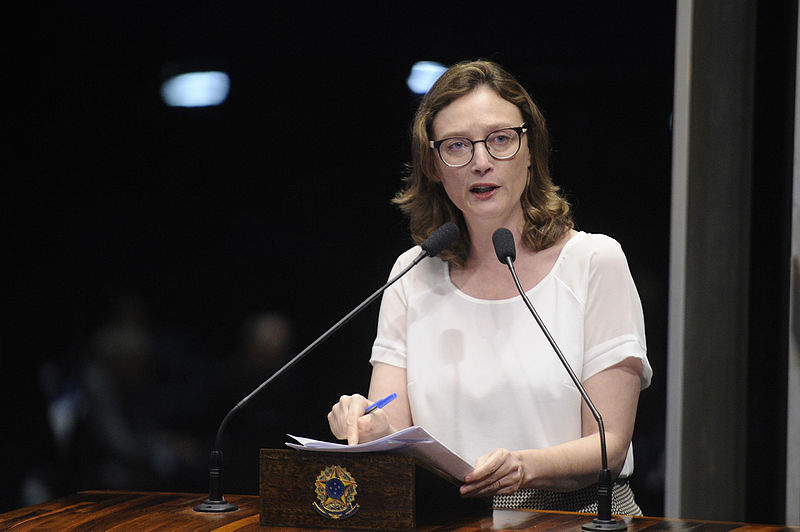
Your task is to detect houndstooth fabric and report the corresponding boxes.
[492,479,643,516]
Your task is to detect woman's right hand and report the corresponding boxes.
[327,394,393,446]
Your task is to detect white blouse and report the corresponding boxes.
[369,231,652,476]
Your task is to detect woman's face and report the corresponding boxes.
[431,86,530,231]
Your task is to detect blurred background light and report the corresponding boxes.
[161,71,230,107]
[406,61,447,94]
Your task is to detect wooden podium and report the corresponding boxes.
[258,448,488,530]
[2,490,798,530]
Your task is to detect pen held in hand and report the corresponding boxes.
[364,392,397,415]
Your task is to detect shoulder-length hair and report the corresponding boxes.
[393,59,573,267]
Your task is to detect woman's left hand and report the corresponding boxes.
[459,448,526,497]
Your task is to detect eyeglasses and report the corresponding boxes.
[429,125,527,168]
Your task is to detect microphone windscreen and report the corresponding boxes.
[420,222,460,257]
[492,228,516,263]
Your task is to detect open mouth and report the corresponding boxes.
[470,184,500,194]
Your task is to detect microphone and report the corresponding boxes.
[421,220,460,257]
[491,228,626,531]
[194,222,460,512]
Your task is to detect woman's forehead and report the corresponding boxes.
[432,87,523,138]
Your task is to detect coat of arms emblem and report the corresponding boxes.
[312,464,359,519]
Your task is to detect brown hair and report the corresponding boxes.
[393,59,573,267]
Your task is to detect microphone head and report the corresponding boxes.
[420,222,460,257]
[492,228,516,264]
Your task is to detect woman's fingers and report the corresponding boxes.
[327,394,368,444]
[461,449,525,497]
[328,394,392,445]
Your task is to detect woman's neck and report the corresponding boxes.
[450,225,576,300]
[462,215,525,269]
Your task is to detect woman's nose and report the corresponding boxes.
[470,141,493,171]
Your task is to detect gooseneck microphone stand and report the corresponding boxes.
[194,222,460,513]
[492,228,626,531]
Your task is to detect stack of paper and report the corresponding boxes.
[286,425,473,483]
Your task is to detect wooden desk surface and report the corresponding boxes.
[0,491,796,531]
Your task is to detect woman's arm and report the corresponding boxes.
[327,362,412,445]
[460,357,643,497]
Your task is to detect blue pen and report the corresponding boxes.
[364,392,397,415]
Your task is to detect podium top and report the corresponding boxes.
[0,491,796,531]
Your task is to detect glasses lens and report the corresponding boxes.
[486,128,521,159]
[440,137,473,166]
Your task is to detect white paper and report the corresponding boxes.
[286,425,473,483]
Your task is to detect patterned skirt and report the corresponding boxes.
[492,479,643,516]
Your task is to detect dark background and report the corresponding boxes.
[5,2,676,517]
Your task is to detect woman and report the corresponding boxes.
[327,60,652,514]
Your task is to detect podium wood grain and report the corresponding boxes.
[259,449,417,530]
[1,491,798,531]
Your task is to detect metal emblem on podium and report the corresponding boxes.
[313,465,359,519]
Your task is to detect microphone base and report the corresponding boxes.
[193,498,238,513]
[581,517,627,531]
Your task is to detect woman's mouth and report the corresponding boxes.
[469,184,500,198]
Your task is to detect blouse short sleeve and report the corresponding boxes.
[370,247,418,369]
[579,235,651,388]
